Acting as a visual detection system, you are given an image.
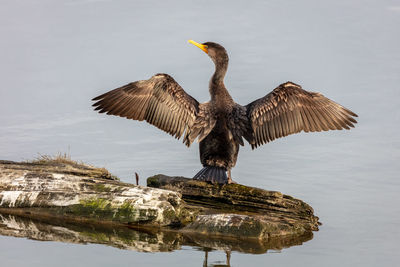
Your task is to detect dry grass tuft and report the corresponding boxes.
[29,152,80,165]
[25,153,119,181]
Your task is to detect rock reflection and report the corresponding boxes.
[0,213,312,255]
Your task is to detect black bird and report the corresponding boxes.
[92,40,357,184]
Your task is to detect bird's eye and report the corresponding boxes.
[204,45,208,49]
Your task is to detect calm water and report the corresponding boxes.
[1,0,399,266]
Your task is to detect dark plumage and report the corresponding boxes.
[92,40,357,184]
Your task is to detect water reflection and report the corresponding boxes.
[203,250,231,267]
[0,213,312,258]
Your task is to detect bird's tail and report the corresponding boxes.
[193,166,228,184]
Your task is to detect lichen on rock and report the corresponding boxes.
[0,160,183,227]
[148,175,320,239]
[0,160,320,245]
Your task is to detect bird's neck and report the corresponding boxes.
[211,59,228,83]
[209,60,232,106]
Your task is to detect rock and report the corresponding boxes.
[148,175,319,239]
[0,160,183,227]
[0,159,320,249]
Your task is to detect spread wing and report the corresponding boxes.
[92,73,199,145]
[246,82,358,148]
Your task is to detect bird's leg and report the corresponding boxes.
[226,250,231,266]
[203,251,208,267]
[227,170,236,184]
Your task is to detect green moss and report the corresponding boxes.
[70,198,114,219]
[146,176,160,188]
[66,197,163,224]
[80,231,111,243]
[115,202,137,223]
[226,183,249,191]
[72,199,137,222]
[93,184,112,192]
[162,208,177,223]
[176,208,198,226]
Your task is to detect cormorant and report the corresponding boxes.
[92,40,357,184]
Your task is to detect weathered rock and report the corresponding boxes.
[148,175,319,239]
[0,159,320,249]
[0,160,183,227]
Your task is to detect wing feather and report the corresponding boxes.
[246,82,358,148]
[92,73,199,145]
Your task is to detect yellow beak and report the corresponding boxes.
[188,40,208,54]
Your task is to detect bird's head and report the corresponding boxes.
[188,40,229,67]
